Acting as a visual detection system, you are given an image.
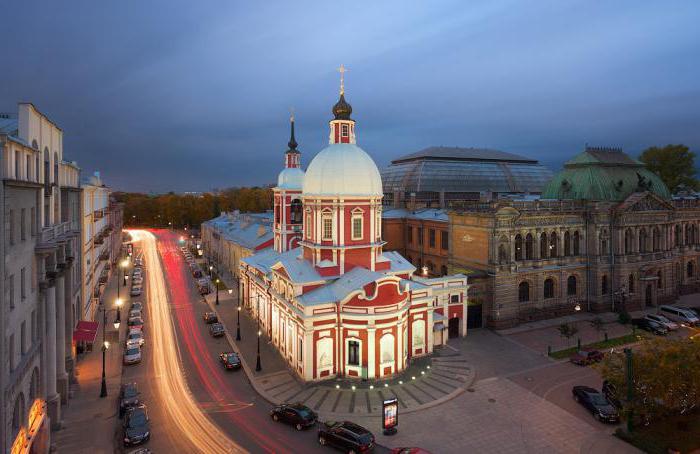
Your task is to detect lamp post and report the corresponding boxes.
[236,306,242,341]
[209,265,213,278]
[215,279,220,305]
[256,295,262,371]
[100,301,121,398]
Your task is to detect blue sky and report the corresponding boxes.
[1,0,698,192]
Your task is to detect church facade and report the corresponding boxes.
[239,80,468,382]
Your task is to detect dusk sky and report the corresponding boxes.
[2,0,699,193]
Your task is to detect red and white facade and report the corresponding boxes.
[240,88,468,382]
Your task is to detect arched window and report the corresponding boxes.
[625,228,634,254]
[498,240,508,264]
[525,234,533,260]
[518,282,530,302]
[628,274,635,294]
[290,199,302,224]
[30,368,40,401]
[567,275,577,296]
[412,319,425,350]
[514,234,523,261]
[601,275,608,295]
[540,233,548,259]
[543,278,554,299]
[652,227,660,251]
[380,334,395,365]
[687,261,694,278]
[573,231,580,255]
[639,228,647,253]
[657,271,663,289]
[549,232,558,257]
[564,231,571,256]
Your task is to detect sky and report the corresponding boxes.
[1,0,699,193]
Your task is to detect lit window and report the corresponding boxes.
[352,216,363,240]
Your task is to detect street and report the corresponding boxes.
[126,229,327,453]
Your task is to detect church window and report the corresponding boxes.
[567,275,577,296]
[518,282,529,302]
[290,199,302,224]
[544,278,554,299]
[352,216,363,240]
[322,215,333,240]
[347,340,360,366]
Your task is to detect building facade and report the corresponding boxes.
[1,104,83,453]
[239,86,468,383]
[449,147,700,329]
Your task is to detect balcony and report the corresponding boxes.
[37,221,70,250]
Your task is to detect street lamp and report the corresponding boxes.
[120,258,129,291]
[116,298,123,323]
[100,302,121,398]
[256,295,262,372]
[236,306,242,341]
[215,279,220,305]
[209,265,213,278]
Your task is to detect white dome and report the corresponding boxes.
[277,167,305,190]
[303,143,383,197]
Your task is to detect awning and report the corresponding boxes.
[433,322,446,331]
[73,320,99,343]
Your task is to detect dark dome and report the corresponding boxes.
[332,94,352,120]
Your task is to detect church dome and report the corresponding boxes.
[277,167,305,190]
[303,143,382,197]
[332,94,352,120]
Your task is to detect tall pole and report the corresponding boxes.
[236,297,242,341]
[256,295,262,371]
[117,267,121,301]
[215,280,220,305]
[625,347,634,433]
[100,303,107,397]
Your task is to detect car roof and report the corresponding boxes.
[341,421,369,434]
[574,385,598,393]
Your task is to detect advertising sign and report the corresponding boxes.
[382,397,398,434]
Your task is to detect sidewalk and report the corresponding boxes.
[53,270,129,453]
[201,263,475,420]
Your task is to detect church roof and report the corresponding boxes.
[303,143,383,197]
[541,147,671,201]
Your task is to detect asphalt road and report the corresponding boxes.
[120,229,336,454]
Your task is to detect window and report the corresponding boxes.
[351,216,363,240]
[628,274,635,293]
[15,150,20,178]
[514,234,523,261]
[35,156,39,182]
[657,271,663,289]
[675,225,681,247]
[347,340,360,366]
[540,233,548,259]
[573,231,580,255]
[544,278,554,299]
[407,226,413,244]
[9,334,15,370]
[20,322,26,354]
[8,274,14,309]
[639,229,647,253]
[688,261,695,278]
[564,231,571,256]
[625,228,634,254]
[417,227,423,245]
[322,216,333,240]
[451,294,460,303]
[518,282,530,302]
[441,231,448,250]
[653,228,660,251]
[341,124,349,137]
[498,244,508,264]
[20,208,26,241]
[601,275,608,295]
[428,229,435,248]
[26,155,30,180]
[567,276,577,296]
[290,199,302,224]
[380,334,395,364]
[549,232,558,257]
[20,268,26,300]
[525,234,533,260]
[441,265,448,276]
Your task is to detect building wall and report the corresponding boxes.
[382,216,450,277]
[80,182,111,321]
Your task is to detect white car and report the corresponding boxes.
[658,305,699,326]
[130,286,143,297]
[645,313,679,331]
[130,301,143,312]
[126,330,145,348]
[123,346,142,365]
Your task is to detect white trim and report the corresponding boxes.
[351,215,363,240]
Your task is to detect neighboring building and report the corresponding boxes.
[381,146,553,209]
[239,84,468,382]
[1,104,83,453]
[449,147,700,329]
[80,172,118,322]
[201,211,274,281]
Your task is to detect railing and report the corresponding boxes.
[39,221,70,243]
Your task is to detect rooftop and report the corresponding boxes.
[390,146,538,164]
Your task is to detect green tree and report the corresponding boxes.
[639,144,698,193]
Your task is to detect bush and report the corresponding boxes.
[618,310,631,325]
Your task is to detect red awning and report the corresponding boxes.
[72,320,99,343]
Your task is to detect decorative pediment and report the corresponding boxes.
[619,192,674,213]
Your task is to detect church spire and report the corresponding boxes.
[288,109,298,151]
[329,65,356,144]
[285,109,300,169]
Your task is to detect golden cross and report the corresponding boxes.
[290,106,295,122]
[337,64,348,95]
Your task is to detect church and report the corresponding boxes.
[239,73,469,382]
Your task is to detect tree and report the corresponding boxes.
[590,317,605,341]
[558,323,579,347]
[596,338,700,426]
[639,144,699,193]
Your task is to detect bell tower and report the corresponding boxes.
[329,65,356,145]
[273,112,304,252]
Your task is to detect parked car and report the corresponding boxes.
[128,316,144,331]
[209,323,225,337]
[219,352,242,370]
[633,318,668,335]
[129,308,142,319]
[318,421,375,452]
[130,286,143,297]
[123,346,142,365]
[572,386,619,423]
[680,306,700,318]
[569,349,604,366]
[199,284,211,295]
[644,314,679,331]
[123,404,151,446]
[119,382,140,418]
[126,330,145,348]
[601,380,621,409]
[203,312,218,324]
[270,403,317,431]
[132,277,144,286]
[131,301,143,312]
[193,269,203,279]
[658,305,699,326]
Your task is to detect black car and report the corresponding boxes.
[123,404,151,446]
[318,421,374,453]
[203,312,218,324]
[219,352,242,370]
[119,382,140,418]
[601,380,622,409]
[271,403,318,431]
[572,386,619,423]
[209,323,225,337]
[635,318,668,335]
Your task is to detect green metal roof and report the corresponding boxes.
[541,147,671,201]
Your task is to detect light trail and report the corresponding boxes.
[129,229,244,454]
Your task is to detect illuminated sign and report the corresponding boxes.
[382,397,398,432]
